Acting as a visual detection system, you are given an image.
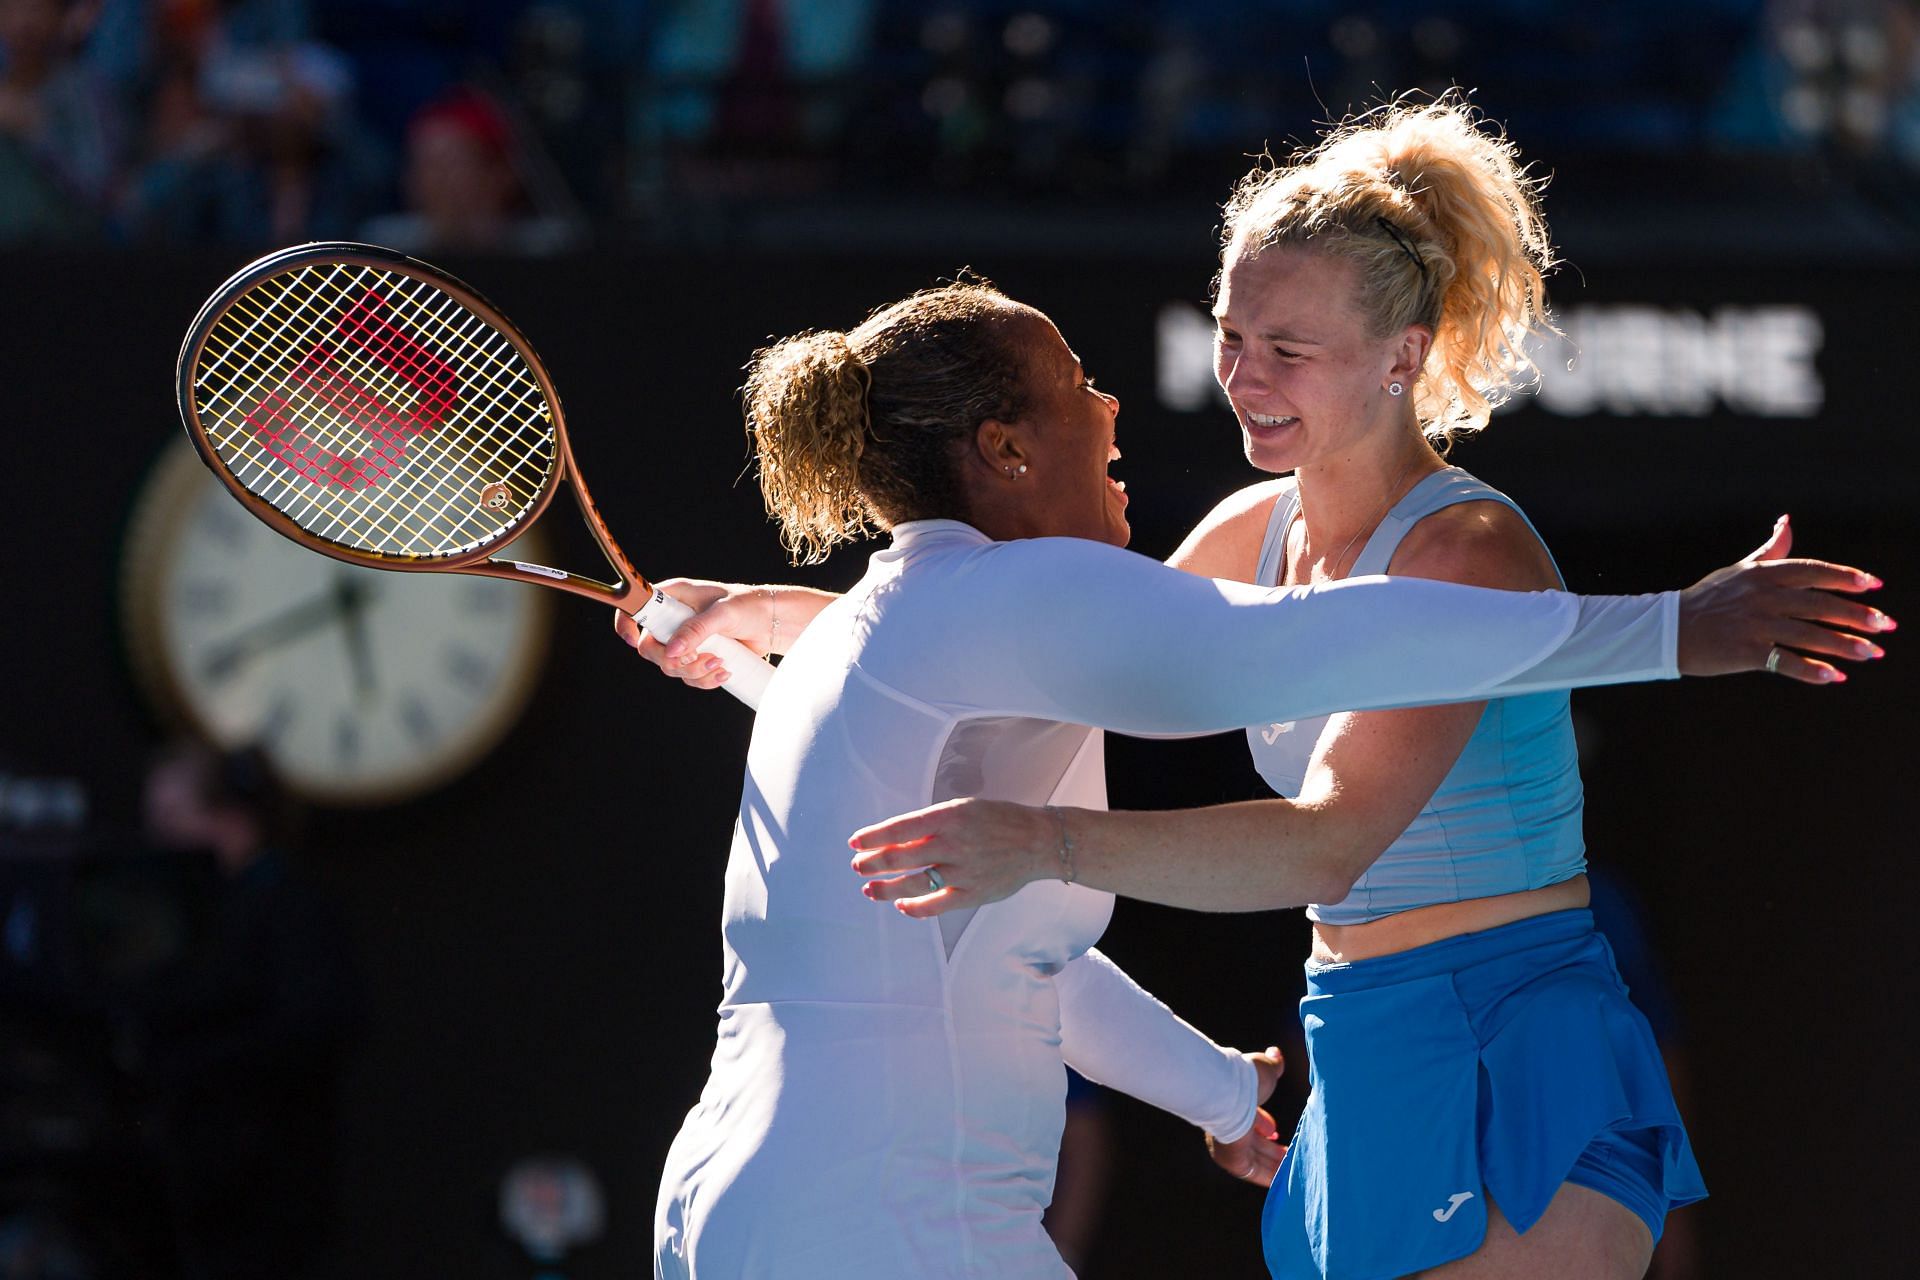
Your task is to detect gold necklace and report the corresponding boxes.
[1321,456,1427,581]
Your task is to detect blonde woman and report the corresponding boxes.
[837,99,1894,1277]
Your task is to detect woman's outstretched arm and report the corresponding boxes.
[851,519,1890,915]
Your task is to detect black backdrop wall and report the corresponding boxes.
[3,243,1914,1278]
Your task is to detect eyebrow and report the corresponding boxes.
[1210,310,1323,345]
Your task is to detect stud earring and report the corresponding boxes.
[1388,381,1405,397]
[1007,463,1027,476]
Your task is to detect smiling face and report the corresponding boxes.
[1213,244,1411,475]
[1000,308,1130,547]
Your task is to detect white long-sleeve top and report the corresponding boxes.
[654,520,1677,1279]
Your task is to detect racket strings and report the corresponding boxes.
[195,262,557,559]
[205,271,542,555]
[215,266,550,552]
[275,277,545,550]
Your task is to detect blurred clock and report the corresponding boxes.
[121,439,552,805]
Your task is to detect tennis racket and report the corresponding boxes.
[175,242,774,708]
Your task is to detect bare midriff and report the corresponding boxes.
[1308,874,1591,965]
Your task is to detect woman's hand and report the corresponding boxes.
[1677,516,1892,682]
[850,798,1059,917]
[1206,1047,1287,1187]
[611,578,771,691]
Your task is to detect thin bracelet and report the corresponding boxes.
[1046,805,1076,884]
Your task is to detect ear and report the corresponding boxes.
[973,417,1031,476]
[1386,324,1434,388]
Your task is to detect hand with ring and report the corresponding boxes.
[852,797,1058,916]
[1675,515,1893,682]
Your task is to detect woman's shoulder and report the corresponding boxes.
[1168,477,1295,578]
[1206,476,1296,521]
[1390,486,1559,591]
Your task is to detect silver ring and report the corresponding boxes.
[926,867,945,892]
[1764,645,1783,675]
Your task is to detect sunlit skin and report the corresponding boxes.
[1212,243,1445,557]
[1209,242,1589,963]
[962,307,1129,549]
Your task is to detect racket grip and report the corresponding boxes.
[632,589,775,710]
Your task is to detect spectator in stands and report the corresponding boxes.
[359,85,580,255]
[0,0,125,240]
[132,739,366,1280]
[120,2,384,244]
[635,0,874,196]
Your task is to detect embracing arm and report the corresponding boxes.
[1056,947,1281,1150]
[609,473,1288,689]
[853,517,1890,914]
[855,688,1488,914]
[861,504,1532,913]
[896,702,1479,914]
[894,519,1881,739]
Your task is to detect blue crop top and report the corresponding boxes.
[1244,468,1587,925]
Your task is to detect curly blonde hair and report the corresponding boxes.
[742,281,1032,564]
[1220,92,1557,445]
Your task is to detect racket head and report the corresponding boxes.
[177,242,566,573]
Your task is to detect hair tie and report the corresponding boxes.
[1375,215,1430,289]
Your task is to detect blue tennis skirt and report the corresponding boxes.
[1261,909,1707,1279]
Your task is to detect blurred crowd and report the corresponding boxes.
[2,743,365,1279]
[2,0,1918,251]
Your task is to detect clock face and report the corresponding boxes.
[123,441,552,805]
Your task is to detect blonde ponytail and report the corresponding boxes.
[743,330,875,565]
[1221,93,1557,445]
[743,280,1031,564]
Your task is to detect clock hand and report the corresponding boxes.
[334,574,378,702]
[198,589,354,682]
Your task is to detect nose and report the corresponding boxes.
[1219,349,1266,400]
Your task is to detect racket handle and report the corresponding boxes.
[632,589,775,710]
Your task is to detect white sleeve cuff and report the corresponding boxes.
[1055,948,1258,1137]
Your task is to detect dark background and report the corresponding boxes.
[3,0,1919,1275]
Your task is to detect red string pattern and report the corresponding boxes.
[243,289,461,490]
